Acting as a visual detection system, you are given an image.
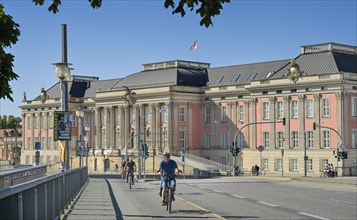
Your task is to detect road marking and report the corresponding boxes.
[257,201,279,207]
[213,190,223,193]
[233,194,246,199]
[298,212,330,220]
[292,193,310,197]
[329,199,357,205]
[198,186,206,189]
[176,195,227,220]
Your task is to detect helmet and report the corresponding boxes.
[163,152,170,158]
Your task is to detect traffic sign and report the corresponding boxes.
[35,142,41,150]
[257,145,265,152]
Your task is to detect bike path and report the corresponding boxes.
[62,176,224,220]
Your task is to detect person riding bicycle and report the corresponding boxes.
[125,158,136,184]
[159,152,179,206]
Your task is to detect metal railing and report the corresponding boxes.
[184,153,231,172]
[0,167,88,220]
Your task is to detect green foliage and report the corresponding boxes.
[0,4,20,101]
[32,0,230,27]
[0,115,22,129]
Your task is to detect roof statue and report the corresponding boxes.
[40,87,49,104]
[123,86,136,107]
[283,59,305,83]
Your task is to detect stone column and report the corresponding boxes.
[313,94,321,148]
[31,113,35,149]
[210,104,215,148]
[166,102,172,152]
[335,92,343,144]
[119,106,125,149]
[269,97,276,149]
[283,96,291,149]
[188,102,193,153]
[250,98,257,148]
[155,104,161,152]
[173,102,179,153]
[110,106,115,149]
[231,101,237,129]
[298,95,306,149]
[243,100,250,148]
[124,105,130,149]
[95,107,101,149]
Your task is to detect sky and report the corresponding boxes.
[0,0,356,118]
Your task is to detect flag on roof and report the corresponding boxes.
[190,40,198,50]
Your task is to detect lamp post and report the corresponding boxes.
[76,109,84,167]
[54,62,71,170]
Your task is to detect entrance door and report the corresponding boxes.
[104,159,110,172]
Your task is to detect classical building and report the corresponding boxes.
[20,42,357,176]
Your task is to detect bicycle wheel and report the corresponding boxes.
[167,188,172,213]
[129,175,132,189]
[165,189,169,211]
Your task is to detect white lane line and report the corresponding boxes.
[292,193,310,197]
[233,194,246,199]
[298,212,330,220]
[329,199,357,205]
[213,190,223,193]
[198,186,206,189]
[257,201,279,207]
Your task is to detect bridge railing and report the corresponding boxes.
[0,167,88,220]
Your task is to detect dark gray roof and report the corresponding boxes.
[270,51,357,79]
[110,67,208,90]
[207,59,290,87]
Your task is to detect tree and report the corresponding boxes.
[0,115,22,129]
[0,5,20,102]
[0,0,230,101]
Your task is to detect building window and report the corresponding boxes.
[263,158,269,171]
[290,159,298,171]
[322,98,330,117]
[116,109,121,125]
[262,102,269,120]
[204,134,210,148]
[263,132,269,148]
[292,131,299,148]
[179,107,186,123]
[162,128,167,149]
[322,130,330,148]
[204,107,210,123]
[103,109,107,125]
[277,132,284,148]
[221,157,227,165]
[145,107,152,123]
[352,129,357,148]
[306,131,314,148]
[180,130,186,149]
[276,159,282,171]
[321,159,329,172]
[213,76,224,83]
[41,115,46,128]
[116,129,121,148]
[306,99,314,118]
[146,128,152,148]
[49,115,53,127]
[230,75,240,82]
[277,101,284,119]
[291,100,298,118]
[239,105,244,122]
[352,97,357,117]
[221,106,227,122]
[27,137,31,149]
[222,133,227,148]
[50,137,54,149]
[35,115,39,128]
[130,108,135,123]
[162,106,168,122]
[307,159,313,171]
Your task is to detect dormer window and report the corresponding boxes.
[213,76,224,84]
[247,73,257,81]
[230,75,240,82]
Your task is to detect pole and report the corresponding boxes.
[61,24,70,171]
[304,132,307,177]
[78,115,82,167]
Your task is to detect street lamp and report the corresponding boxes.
[54,62,71,171]
[76,109,84,167]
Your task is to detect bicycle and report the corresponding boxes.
[320,170,334,178]
[162,174,176,213]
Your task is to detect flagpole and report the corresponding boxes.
[196,47,198,62]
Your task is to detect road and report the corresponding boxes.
[63,176,357,220]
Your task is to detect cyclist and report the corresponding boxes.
[159,152,179,206]
[125,158,136,185]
